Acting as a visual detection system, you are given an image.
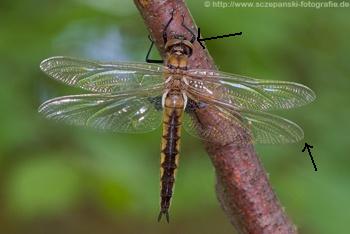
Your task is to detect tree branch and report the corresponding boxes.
[133,1,297,233]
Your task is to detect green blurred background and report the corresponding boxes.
[0,0,349,233]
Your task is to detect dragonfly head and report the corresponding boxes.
[165,36,194,57]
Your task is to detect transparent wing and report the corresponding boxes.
[184,69,316,111]
[184,104,303,144]
[38,93,163,133]
[184,105,252,145]
[240,110,304,144]
[40,56,166,93]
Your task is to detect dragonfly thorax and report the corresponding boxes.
[166,54,188,70]
[164,75,187,91]
[165,38,193,70]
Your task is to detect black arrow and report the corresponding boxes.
[302,143,317,171]
[197,27,242,49]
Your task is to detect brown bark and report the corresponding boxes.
[133,0,297,233]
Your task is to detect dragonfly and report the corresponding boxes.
[38,12,315,223]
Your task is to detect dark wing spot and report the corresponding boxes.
[185,98,207,113]
[148,96,163,111]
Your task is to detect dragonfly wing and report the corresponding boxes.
[185,69,316,111]
[183,104,253,145]
[238,109,304,144]
[38,92,163,133]
[40,56,165,93]
[183,101,303,144]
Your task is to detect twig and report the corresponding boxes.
[133,0,297,233]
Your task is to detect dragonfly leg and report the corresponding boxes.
[181,14,196,43]
[163,9,176,45]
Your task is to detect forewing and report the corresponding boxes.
[40,56,165,93]
[184,103,303,144]
[185,69,316,111]
[38,93,163,133]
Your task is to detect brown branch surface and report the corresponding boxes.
[134,1,297,233]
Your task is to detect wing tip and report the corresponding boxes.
[40,56,56,72]
[37,103,46,114]
[308,88,317,102]
[278,116,305,144]
[37,97,59,115]
[40,56,71,72]
[299,83,316,103]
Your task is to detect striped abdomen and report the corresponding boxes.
[158,91,184,223]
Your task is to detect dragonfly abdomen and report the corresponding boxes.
[158,92,184,222]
